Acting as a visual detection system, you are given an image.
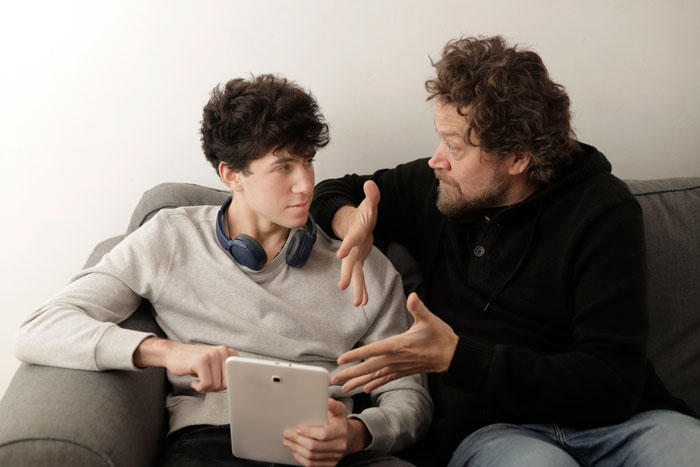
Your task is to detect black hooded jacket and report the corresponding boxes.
[311,143,690,457]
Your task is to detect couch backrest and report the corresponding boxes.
[126,182,229,234]
[626,178,700,416]
[124,179,700,416]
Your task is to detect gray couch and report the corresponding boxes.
[1,179,699,466]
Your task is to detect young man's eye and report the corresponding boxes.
[276,165,290,172]
[305,158,315,166]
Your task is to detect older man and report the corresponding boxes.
[311,36,700,466]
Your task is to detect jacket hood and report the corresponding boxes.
[540,142,612,199]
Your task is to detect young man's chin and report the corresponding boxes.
[280,212,309,230]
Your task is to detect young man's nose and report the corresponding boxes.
[291,167,314,194]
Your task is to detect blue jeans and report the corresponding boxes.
[447,410,700,467]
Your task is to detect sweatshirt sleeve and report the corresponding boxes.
[15,211,174,371]
[347,249,432,452]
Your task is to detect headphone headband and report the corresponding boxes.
[216,196,316,270]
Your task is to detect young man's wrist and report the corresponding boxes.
[347,418,371,453]
[133,336,171,368]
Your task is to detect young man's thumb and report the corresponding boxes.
[327,398,347,419]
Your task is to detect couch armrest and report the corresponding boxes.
[1,233,170,466]
[0,363,167,466]
[0,183,227,466]
[0,299,169,467]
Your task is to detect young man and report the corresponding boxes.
[15,74,431,467]
[310,36,700,466]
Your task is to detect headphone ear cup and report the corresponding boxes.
[286,227,315,268]
[286,230,305,268]
[230,234,267,271]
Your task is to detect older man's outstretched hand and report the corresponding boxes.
[331,293,459,392]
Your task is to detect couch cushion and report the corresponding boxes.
[626,178,700,416]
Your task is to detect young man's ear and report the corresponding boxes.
[219,162,244,192]
[508,152,532,176]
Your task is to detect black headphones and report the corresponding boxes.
[215,196,317,271]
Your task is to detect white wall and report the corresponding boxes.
[1,0,699,397]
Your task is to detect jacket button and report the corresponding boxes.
[474,246,485,257]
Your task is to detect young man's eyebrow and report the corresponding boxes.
[271,152,315,165]
[270,155,297,165]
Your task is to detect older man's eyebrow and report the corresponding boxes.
[433,119,462,137]
[434,122,466,140]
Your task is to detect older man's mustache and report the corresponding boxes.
[434,170,459,187]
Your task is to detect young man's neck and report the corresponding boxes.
[226,197,290,264]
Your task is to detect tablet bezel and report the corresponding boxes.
[226,356,329,465]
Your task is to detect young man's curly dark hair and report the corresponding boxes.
[425,36,579,184]
[200,74,330,174]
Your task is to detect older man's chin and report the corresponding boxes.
[436,181,510,215]
[436,188,469,216]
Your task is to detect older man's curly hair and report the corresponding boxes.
[201,74,330,174]
[425,36,579,184]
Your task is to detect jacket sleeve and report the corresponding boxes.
[444,198,650,425]
[311,158,436,251]
[14,212,174,371]
[347,248,433,452]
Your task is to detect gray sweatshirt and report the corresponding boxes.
[16,205,432,452]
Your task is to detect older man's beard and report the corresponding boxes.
[435,171,509,216]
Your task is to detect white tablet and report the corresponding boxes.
[226,356,329,465]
